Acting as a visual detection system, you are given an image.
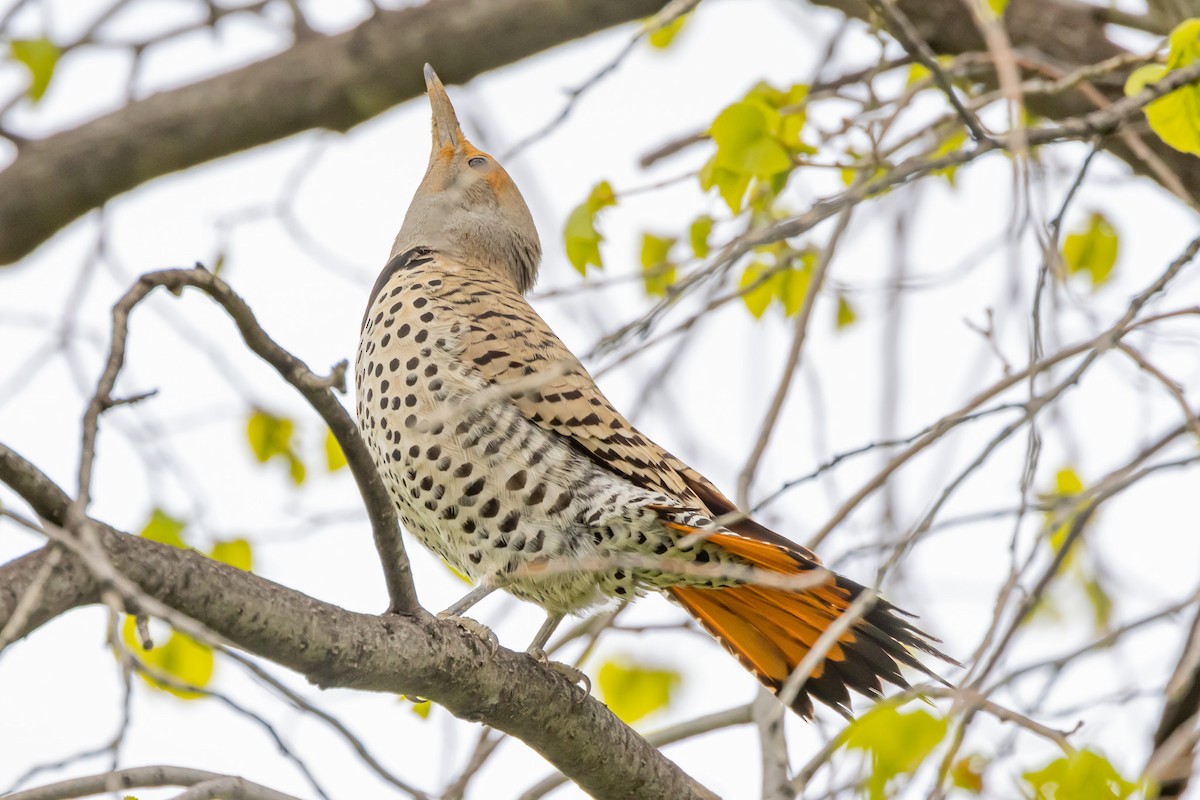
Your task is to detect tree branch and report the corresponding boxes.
[2,765,302,800]
[809,0,1200,206]
[73,266,418,614]
[0,0,669,265]
[0,444,715,800]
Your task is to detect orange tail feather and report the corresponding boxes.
[664,524,954,717]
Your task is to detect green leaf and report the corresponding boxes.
[1062,213,1119,289]
[563,181,617,274]
[1083,576,1114,632]
[647,13,689,49]
[287,453,306,485]
[986,0,1010,17]
[836,294,858,329]
[1043,466,1085,555]
[907,63,931,88]
[710,102,793,177]
[778,264,811,317]
[122,617,214,700]
[1022,749,1138,799]
[1124,19,1200,155]
[689,215,713,259]
[739,261,776,319]
[9,38,60,102]
[400,695,433,719]
[698,157,752,214]
[139,509,187,549]
[640,233,677,297]
[246,409,293,463]
[245,408,306,485]
[324,429,348,472]
[933,127,968,186]
[209,538,252,572]
[597,658,680,724]
[844,704,949,800]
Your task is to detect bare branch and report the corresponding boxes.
[70,266,418,614]
[0,0,671,265]
[2,766,301,800]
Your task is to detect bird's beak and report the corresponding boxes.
[424,64,461,150]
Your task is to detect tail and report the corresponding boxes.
[663,520,956,718]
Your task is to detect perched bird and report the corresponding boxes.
[356,65,952,718]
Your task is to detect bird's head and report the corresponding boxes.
[391,65,542,294]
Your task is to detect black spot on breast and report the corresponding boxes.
[506,471,527,491]
[549,491,573,514]
[526,484,546,505]
[480,498,500,518]
[499,511,520,533]
[464,478,485,496]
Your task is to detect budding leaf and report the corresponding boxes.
[324,428,348,472]
[122,617,214,701]
[209,538,252,572]
[9,38,60,102]
[836,294,858,329]
[564,181,617,274]
[739,261,776,319]
[689,215,713,258]
[139,509,187,550]
[710,102,793,177]
[844,704,948,800]
[597,658,680,724]
[1062,213,1119,290]
[1124,19,1200,156]
[646,13,689,49]
[246,408,306,485]
[1022,749,1138,799]
[640,233,677,297]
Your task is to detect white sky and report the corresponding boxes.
[2,1,1200,798]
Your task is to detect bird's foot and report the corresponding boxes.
[438,613,499,655]
[528,647,591,702]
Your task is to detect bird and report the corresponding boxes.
[355,64,953,718]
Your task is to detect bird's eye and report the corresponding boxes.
[468,156,488,169]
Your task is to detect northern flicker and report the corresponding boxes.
[356,65,952,718]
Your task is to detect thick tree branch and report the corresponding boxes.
[1149,606,1200,798]
[0,0,668,265]
[811,0,1200,206]
[0,446,715,800]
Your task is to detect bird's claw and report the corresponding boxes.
[527,648,591,702]
[439,613,499,654]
